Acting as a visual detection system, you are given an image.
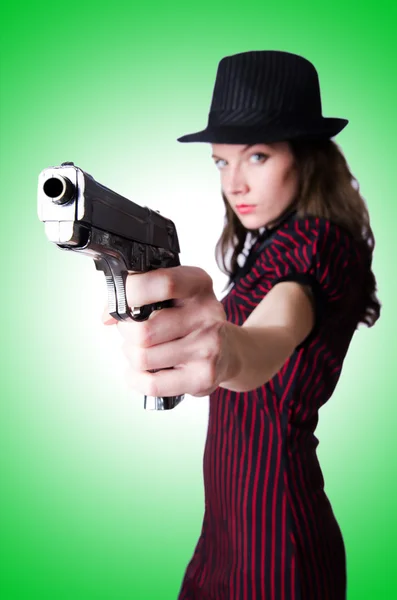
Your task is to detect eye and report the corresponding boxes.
[250,152,268,163]
[214,159,227,170]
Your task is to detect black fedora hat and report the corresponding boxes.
[177,50,348,144]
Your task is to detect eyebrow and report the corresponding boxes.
[211,144,266,160]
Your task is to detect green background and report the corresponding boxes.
[1,1,395,598]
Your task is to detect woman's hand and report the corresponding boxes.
[102,266,232,398]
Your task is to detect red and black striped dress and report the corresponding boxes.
[178,213,367,600]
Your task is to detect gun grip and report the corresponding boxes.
[95,256,185,411]
[132,299,185,411]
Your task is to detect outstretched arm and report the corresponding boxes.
[219,281,315,392]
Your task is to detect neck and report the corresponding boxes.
[268,205,297,229]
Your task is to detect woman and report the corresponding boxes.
[107,51,381,599]
[175,51,381,599]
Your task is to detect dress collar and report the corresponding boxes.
[228,208,297,290]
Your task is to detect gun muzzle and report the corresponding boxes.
[43,175,75,205]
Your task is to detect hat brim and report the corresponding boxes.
[177,118,348,144]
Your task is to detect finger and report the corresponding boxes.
[124,306,191,346]
[115,303,186,346]
[125,361,216,397]
[125,270,172,309]
[122,334,191,372]
[146,306,191,346]
[124,364,188,398]
[125,266,213,309]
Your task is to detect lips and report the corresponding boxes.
[236,204,256,214]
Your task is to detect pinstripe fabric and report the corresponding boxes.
[209,51,322,125]
[177,214,366,600]
[177,51,348,143]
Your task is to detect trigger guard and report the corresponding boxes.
[131,299,174,322]
[131,304,155,321]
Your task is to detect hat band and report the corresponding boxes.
[208,107,321,127]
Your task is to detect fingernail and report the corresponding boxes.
[103,317,116,325]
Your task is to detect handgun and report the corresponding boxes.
[37,161,184,411]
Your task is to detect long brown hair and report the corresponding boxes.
[215,139,381,328]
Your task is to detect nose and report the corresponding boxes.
[223,165,249,196]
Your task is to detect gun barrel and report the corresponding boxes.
[43,175,76,205]
[38,163,180,254]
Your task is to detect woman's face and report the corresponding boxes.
[211,142,299,228]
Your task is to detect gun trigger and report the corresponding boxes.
[95,257,175,322]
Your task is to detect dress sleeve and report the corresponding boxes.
[262,217,364,348]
